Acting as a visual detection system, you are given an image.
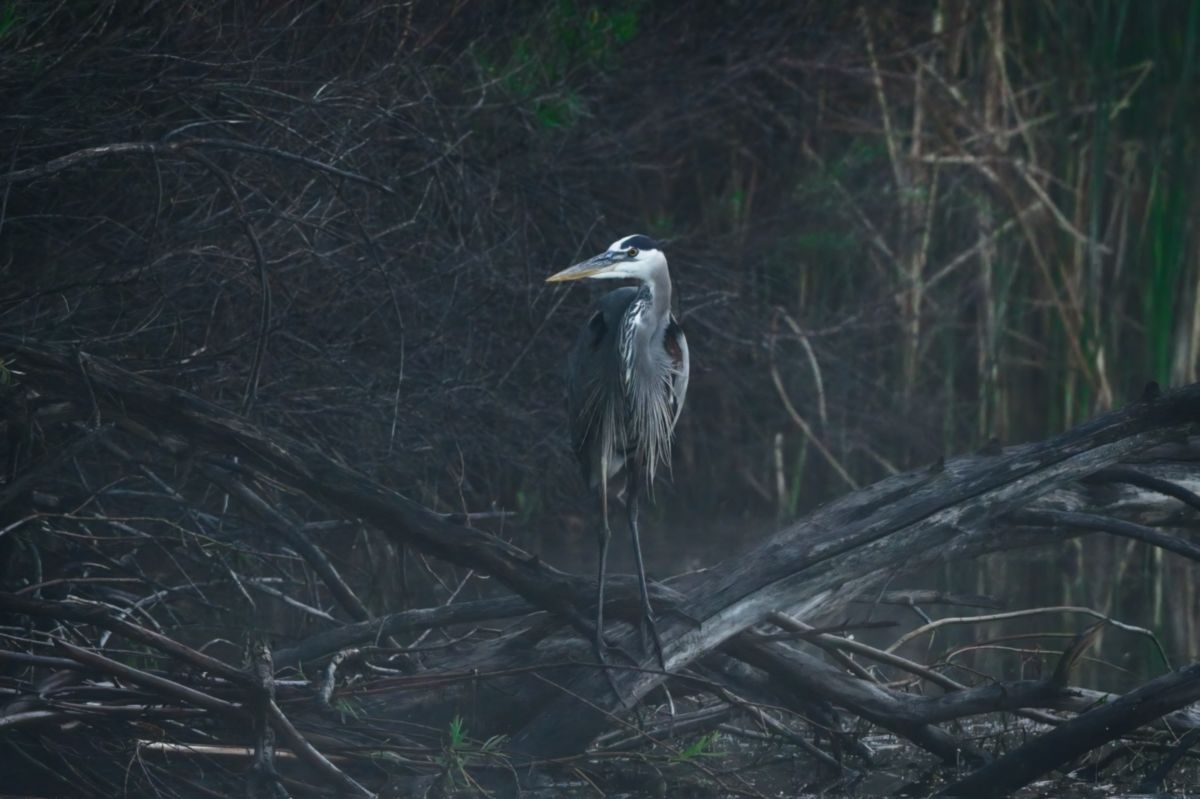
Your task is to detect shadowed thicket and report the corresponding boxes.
[4,0,1195,643]
[2,0,1198,669]
[5,1,1198,506]
[2,2,1200,796]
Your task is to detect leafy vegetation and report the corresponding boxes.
[669,731,720,764]
[436,715,508,791]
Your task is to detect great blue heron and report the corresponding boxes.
[546,234,690,665]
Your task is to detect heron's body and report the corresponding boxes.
[546,234,689,667]
[566,285,689,494]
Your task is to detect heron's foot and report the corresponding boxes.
[592,629,638,700]
[592,625,612,664]
[592,629,638,666]
[639,610,668,671]
[592,624,621,651]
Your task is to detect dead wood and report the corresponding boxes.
[940,663,1200,797]
[0,336,671,633]
[272,596,536,670]
[3,335,1200,796]
[508,386,1200,758]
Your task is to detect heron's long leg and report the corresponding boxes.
[626,469,666,670]
[594,463,613,665]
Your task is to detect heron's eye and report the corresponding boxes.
[626,247,639,258]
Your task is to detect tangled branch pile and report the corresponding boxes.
[2,2,1200,797]
[3,339,1200,796]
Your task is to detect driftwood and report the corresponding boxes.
[940,663,1200,797]
[2,336,1200,796]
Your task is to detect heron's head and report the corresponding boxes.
[545,235,666,284]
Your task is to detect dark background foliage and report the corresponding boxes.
[1,0,1197,678]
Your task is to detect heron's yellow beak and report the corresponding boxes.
[545,251,621,283]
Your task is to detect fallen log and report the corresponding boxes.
[940,663,1200,797]
[0,336,678,634]
[4,335,1200,796]
[508,386,1200,758]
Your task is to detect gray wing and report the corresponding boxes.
[566,287,638,488]
[664,315,689,431]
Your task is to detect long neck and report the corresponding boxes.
[626,261,676,482]
[643,260,672,329]
[627,262,673,381]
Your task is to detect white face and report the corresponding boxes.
[544,233,667,283]
[545,234,668,284]
[591,235,666,281]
